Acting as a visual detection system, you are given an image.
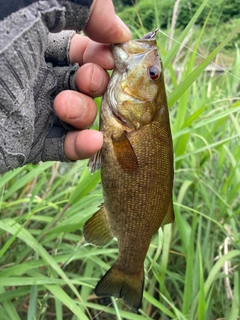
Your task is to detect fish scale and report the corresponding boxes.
[84,30,174,311]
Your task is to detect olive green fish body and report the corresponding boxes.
[100,104,173,263]
[84,30,174,311]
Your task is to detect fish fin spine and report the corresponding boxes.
[88,149,102,173]
[162,200,174,226]
[95,262,144,311]
[83,204,114,247]
[112,131,138,173]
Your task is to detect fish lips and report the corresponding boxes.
[112,30,159,72]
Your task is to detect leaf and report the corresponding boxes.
[68,167,101,205]
[0,287,21,320]
[168,24,240,108]
[0,219,89,320]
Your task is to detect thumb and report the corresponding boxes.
[84,0,132,44]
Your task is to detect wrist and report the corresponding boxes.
[58,0,93,31]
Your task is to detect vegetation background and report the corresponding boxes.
[0,0,239,319]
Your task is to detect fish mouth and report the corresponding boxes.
[130,28,159,50]
[112,29,159,66]
[109,29,160,129]
[141,28,159,40]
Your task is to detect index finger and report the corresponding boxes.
[84,0,132,44]
[69,34,114,69]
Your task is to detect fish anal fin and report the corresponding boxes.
[162,200,175,226]
[112,131,138,173]
[88,150,102,174]
[95,262,144,312]
[83,204,113,247]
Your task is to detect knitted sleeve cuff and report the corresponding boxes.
[45,30,76,66]
[53,63,79,93]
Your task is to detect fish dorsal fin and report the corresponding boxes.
[83,204,114,247]
[162,200,175,226]
[112,131,138,173]
[88,149,102,173]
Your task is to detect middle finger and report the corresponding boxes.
[75,62,110,98]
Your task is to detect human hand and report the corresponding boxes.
[54,0,132,161]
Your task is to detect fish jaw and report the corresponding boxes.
[106,32,163,130]
[112,28,159,71]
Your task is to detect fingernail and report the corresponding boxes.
[115,15,132,41]
[66,92,86,120]
[90,64,104,93]
[93,130,103,148]
[105,49,114,66]
[89,64,107,97]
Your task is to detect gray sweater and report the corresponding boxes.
[0,0,93,173]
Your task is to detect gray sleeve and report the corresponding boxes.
[0,1,93,173]
[45,30,76,66]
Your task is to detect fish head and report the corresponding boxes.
[108,29,166,130]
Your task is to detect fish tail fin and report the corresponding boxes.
[95,262,144,311]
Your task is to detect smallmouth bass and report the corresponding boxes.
[84,29,174,311]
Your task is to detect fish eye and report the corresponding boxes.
[148,66,160,80]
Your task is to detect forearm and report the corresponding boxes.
[1,1,93,30]
[0,1,93,173]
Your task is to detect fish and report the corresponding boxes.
[83,29,174,311]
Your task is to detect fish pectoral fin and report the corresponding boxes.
[112,131,138,173]
[83,204,114,247]
[95,262,144,312]
[162,200,175,226]
[88,150,102,173]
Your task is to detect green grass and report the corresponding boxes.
[0,1,240,319]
